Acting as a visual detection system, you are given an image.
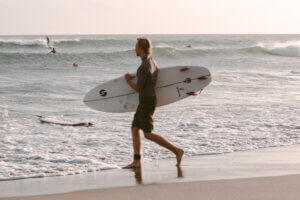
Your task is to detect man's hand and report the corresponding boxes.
[125,73,135,82]
[124,73,140,92]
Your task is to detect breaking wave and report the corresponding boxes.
[0,38,132,47]
[1,38,300,58]
[258,41,300,57]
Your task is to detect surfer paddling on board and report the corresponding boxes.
[123,37,184,168]
[49,47,56,54]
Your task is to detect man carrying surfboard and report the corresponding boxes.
[123,37,184,168]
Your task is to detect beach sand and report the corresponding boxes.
[2,175,300,200]
[1,145,300,200]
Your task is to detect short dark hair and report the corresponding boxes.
[137,37,152,55]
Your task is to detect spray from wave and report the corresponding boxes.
[0,38,131,47]
[0,39,47,47]
[0,38,82,47]
[258,41,300,57]
[0,105,9,119]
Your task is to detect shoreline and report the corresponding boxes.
[2,174,300,200]
[1,144,300,199]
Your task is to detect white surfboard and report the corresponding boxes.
[83,66,211,113]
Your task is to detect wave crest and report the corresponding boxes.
[0,38,132,47]
[2,39,300,58]
[258,41,300,57]
[0,39,46,47]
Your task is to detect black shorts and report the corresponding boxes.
[132,96,157,133]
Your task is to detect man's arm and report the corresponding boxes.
[125,73,140,92]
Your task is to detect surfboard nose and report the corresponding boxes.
[83,93,90,103]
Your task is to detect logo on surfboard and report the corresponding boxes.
[99,89,107,96]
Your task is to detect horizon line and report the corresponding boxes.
[1,33,300,36]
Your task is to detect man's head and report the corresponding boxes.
[135,37,152,57]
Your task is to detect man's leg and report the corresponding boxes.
[123,127,142,168]
[132,126,141,156]
[144,132,184,166]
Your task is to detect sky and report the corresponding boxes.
[0,0,300,35]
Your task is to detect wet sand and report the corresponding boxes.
[2,174,300,200]
[1,145,300,199]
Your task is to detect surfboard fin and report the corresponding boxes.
[197,75,209,80]
[186,92,198,96]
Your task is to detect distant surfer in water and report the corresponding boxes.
[46,36,50,48]
[46,36,56,53]
[49,47,56,54]
[123,37,184,168]
[186,44,192,48]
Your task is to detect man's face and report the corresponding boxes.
[135,42,140,56]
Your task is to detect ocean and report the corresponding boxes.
[0,34,299,181]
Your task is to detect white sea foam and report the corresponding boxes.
[0,105,9,119]
[0,38,81,47]
[258,41,300,57]
[0,38,122,47]
[0,38,46,46]
[51,38,81,45]
[155,43,178,49]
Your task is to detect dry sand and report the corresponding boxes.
[2,174,300,200]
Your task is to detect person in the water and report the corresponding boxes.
[49,47,56,54]
[46,36,50,48]
[46,36,56,54]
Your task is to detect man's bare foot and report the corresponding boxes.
[122,160,141,169]
[177,166,184,178]
[175,148,184,166]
